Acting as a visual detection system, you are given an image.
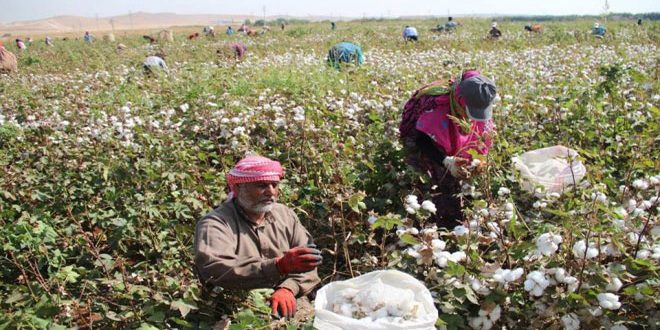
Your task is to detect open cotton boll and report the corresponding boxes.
[524,271,549,297]
[597,293,622,310]
[535,232,562,256]
[421,200,437,213]
[561,313,580,330]
[572,240,599,259]
[606,277,623,292]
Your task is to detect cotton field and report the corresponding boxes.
[0,19,658,329]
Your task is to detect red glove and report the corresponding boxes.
[275,246,322,274]
[270,287,296,319]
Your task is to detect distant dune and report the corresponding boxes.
[0,12,342,35]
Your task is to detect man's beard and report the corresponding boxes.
[237,192,276,214]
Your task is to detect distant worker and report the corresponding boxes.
[218,42,248,61]
[403,25,419,41]
[488,22,502,39]
[26,37,33,45]
[524,24,543,33]
[16,38,26,50]
[327,42,364,69]
[45,36,54,46]
[204,26,215,37]
[143,35,157,44]
[84,31,94,43]
[188,32,200,40]
[0,41,18,73]
[143,53,168,74]
[592,22,606,38]
[445,16,457,30]
[637,18,642,26]
[239,23,248,33]
[226,26,235,35]
[281,23,286,30]
[331,21,336,30]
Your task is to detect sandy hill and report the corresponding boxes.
[0,12,318,35]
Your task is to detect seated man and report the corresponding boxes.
[194,155,322,320]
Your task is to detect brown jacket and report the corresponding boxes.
[194,200,320,297]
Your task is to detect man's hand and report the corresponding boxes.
[270,287,296,319]
[276,246,322,274]
[443,156,470,179]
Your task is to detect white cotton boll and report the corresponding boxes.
[179,103,189,112]
[591,192,608,204]
[564,276,578,292]
[632,179,649,190]
[572,240,599,259]
[635,249,650,259]
[553,268,567,282]
[434,251,451,267]
[626,199,637,211]
[408,228,419,235]
[493,268,523,283]
[421,200,437,214]
[431,239,446,251]
[639,200,652,210]
[561,313,580,330]
[370,307,388,320]
[451,251,466,262]
[273,117,286,128]
[469,316,484,329]
[533,201,547,209]
[610,325,628,330]
[498,187,511,196]
[524,271,549,297]
[405,195,421,210]
[454,225,469,236]
[367,215,377,225]
[607,277,623,292]
[604,243,621,257]
[405,206,416,214]
[469,277,490,295]
[535,233,563,256]
[597,293,622,310]
[504,202,514,211]
[649,175,659,186]
[507,268,524,282]
[627,232,641,245]
[652,246,660,260]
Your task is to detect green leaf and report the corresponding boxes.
[399,233,419,246]
[170,299,198,318]
[446,261,465,277]
[55,266,80,284]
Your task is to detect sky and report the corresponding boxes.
[1,0,658,24]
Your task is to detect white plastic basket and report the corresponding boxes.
[511,145,586,196]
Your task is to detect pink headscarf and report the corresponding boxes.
[226,155,284,199]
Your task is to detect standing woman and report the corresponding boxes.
[400,70,497,227]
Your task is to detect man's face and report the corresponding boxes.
[236,181,280,214]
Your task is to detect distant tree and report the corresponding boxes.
[254,19,266,27]
[244,19,251,25]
